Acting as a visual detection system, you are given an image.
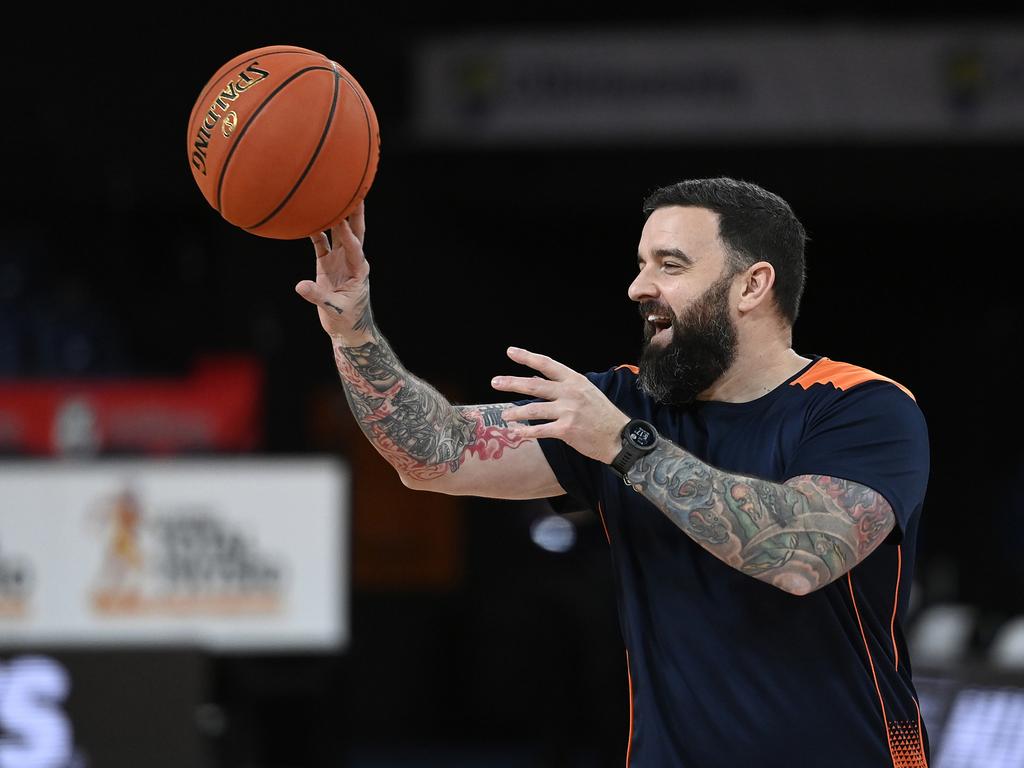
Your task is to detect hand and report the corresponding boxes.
[295,202,374,343]
[491,347,631,465]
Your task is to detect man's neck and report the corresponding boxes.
[697,344,812,404]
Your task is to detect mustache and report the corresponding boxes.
[639,302,675,320]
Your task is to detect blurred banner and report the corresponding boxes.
[0,459,347,651]
[0,357,262,455]
[917,672,1024,767]
[0,651,211,768]
[416,26,1024,143]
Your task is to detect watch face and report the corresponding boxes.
[628,422,656,449]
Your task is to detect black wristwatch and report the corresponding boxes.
[610,418,659,479]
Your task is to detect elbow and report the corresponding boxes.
[770,569,828,597]
[399,471,448,493]
[781,582,815,598]
[399,472,422,490]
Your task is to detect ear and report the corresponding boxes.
[737,261,776,312]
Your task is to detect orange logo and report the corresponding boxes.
[90,484,283,616]
[0,541,31,618]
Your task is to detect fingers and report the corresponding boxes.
[310,231,330,259]
[491,374,558,399]
[295,280,322,304]
[506,422,556,441]
[295,280,347,321]
[348,201,366,244]
[311,231,339,278]
[505,347,575,381]
[500,402,559,424]
[329,217,367,275]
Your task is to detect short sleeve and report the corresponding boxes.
[511,369,620,512]
[784,381,930,543]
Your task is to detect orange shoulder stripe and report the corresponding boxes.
[615,364,640,375]
[790,358,915,402]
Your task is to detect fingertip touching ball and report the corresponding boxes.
[187,45,379,240]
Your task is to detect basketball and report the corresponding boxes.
[186,45,380,240]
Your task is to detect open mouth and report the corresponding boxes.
[647,314,673,339]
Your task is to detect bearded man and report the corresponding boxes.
[296,177,931,768]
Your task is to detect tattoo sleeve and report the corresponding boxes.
[624,441,895,595]
[332,327,528,481]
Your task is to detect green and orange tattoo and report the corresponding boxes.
[625,445,895,594]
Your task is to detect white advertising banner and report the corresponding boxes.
[415,26,1024,142]
[0,459,347,651]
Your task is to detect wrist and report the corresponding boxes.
[329,329,376,348]
[609,418,659,480]
[604,414,632,464]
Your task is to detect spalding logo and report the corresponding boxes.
[222,111,238,138]
[190,62,270,177]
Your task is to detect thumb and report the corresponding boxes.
[295,280,322,304]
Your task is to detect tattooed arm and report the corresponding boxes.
[624,441,895,596]
[487,348,896,594]
[333,331,564,497]
[295,203,565,499]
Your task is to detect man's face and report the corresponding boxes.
[629,206,739,406]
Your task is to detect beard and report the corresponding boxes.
[636,271,739,407]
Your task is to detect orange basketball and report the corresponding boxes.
[186,45,380,240]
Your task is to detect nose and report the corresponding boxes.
[628,265,658,303]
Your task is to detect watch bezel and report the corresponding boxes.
[627,421,657,449]
[610,418,659,479]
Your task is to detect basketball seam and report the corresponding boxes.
[215,65,335,215]
[310,72,376,234]
[245,68,342,230]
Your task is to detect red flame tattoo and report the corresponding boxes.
[466,423,528,461]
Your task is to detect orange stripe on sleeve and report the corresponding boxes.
[891,546,902,671]
[615,364,640,375]
[849,569,929,766]
[596,501,612,546]
[848,572,897,767]
[790,358,915,401]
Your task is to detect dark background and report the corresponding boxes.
[3,6,1024,766]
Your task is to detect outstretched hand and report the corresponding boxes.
[295,201,374,341]
[491,347,630,464]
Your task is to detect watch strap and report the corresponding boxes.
[609,419,658,478]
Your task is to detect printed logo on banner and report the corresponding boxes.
[942,44,1024,118]
[452,54,503,120]
[0,656,85,768]
[89,486,285,616]
[0,540,32,619]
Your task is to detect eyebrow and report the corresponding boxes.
[637,247,694,266]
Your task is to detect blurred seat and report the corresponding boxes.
[907,603,975,667]
[989,615,1024,669]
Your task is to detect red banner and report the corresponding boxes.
[0,357,263,455]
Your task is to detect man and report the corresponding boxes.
[296,178,930,767]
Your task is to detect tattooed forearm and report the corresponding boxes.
[333,332,527,481]
[350,288,374,333]
[625,442,895,595]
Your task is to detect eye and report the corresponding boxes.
[662,262,683,270]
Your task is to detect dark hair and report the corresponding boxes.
[642,177,807,327]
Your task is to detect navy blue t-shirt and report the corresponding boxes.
[516,353,930,768]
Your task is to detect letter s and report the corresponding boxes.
[0,656,72,768]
